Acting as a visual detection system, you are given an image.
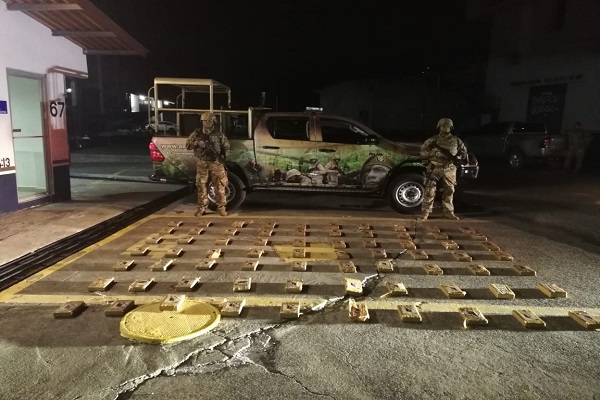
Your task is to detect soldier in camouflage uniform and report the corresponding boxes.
[324,158,342,186]
[307,158,330,186]
[418,118,468,220]
[563,121,592,175]
[186,111,230,216]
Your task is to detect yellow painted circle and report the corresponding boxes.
[120,300,220,344]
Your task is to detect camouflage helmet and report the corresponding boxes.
[436,118,454,130]
[200,111,216,122]
[286,169,301,177]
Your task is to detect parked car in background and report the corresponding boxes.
[145,121,179,134]
[459,121,567,169]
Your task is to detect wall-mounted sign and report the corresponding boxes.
[526,84,567,134]
[0,100,7,114]
[510,74,583,87]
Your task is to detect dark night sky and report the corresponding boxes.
[91,0,489,110]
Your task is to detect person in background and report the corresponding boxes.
[419,118,468,221]
[563,121,592,175]
[185,111,230,216]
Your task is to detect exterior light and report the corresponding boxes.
[139,95,146,101]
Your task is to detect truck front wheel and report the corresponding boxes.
[208,172,246,212]
[387,173,425,213]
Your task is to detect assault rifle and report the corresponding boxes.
[199,132,226,164]
[431,142,463,167]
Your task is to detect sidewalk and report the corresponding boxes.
[0,139,186,267]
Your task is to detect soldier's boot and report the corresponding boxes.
[217,207,228,217]
[194,207,205,217]
[417,212,429,221]
[444,212,459,220]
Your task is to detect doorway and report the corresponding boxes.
[7,72,48,201]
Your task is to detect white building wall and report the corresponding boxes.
[0,4,88,213]
[0,4,87,168]
[0,5,87,75]
[473,0,600,132]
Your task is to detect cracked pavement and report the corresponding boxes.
[2,242,600,400]
[2,170,600,399]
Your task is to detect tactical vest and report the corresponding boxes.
[422,134,461,165]
[190,128,229,161]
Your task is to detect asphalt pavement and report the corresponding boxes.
[1,139,599,400]
[459,159,600,253]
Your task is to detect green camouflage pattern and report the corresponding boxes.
[421,164,458,215]
[153,136,423,190]
[185,128,230,162]
[420,133,467,165]
[252,138,422,189]
[420,132,467,215]
[195,160,228,209]
[151,108,429,193]
[185,126,230,210]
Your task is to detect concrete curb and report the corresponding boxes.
[70,173,157,183]
[70,153,150,163]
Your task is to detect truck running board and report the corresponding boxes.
[252,186,375,195]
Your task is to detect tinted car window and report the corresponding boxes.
[513,123,545,133]
[320,118,369,144]
[266,117,309,140]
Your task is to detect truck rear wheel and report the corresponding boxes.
[208,172,246,212]
[387,173,425,213]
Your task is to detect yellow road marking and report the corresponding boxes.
[3,293,600,317]
[0,215,156,302]
[0,294,329,308]
[164,214,488,222]
[108,169,130,179]
[357,300,600,316]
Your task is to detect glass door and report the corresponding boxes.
[7,73,48,201]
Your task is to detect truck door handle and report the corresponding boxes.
[263,146,280,149]
[319,148,336,153]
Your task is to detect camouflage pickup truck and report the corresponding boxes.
[147,78,479,213]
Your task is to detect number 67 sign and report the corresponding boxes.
[50,100,65,118]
